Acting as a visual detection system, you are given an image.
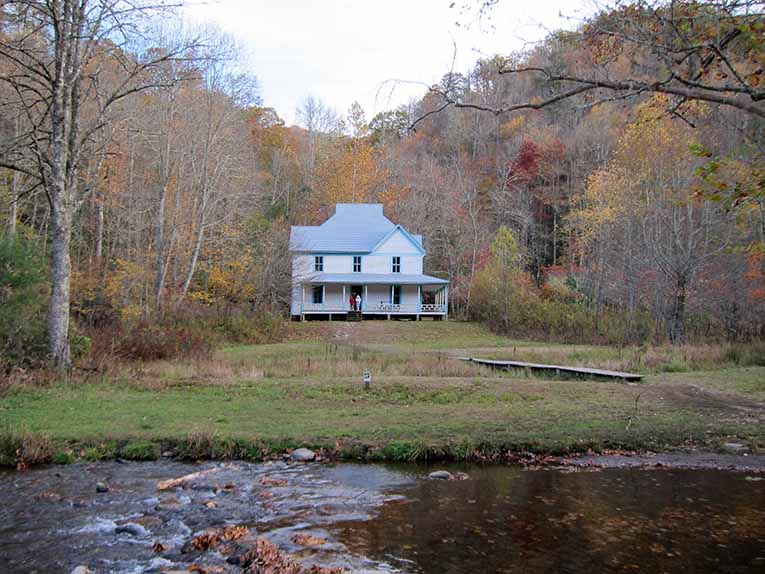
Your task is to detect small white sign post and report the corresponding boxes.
[363,370,371,390]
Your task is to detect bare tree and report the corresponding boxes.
[0,0,199,367]
[415,1,765,128]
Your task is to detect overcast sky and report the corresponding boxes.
[183,0,591,126]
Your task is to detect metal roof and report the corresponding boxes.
[304,273,449,285]
[289,204,424,253]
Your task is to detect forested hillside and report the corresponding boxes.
[1,0,764,370]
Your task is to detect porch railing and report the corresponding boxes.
[301,302,446,314]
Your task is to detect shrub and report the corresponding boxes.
[0,426,53,467]
[111,322,213,362]
[121,440,160,461]
[53,450,76,464]
[81,442,117,461]
[176,430,223,460]
[207,312,288,344]
[0,235,49,371]
[0,426,20,467]
[472,228,658,345]
[723,341,765,367]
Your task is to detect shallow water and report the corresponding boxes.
[0,460,763,573]
[337,464,765,573]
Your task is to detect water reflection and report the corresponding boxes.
[333,465,765,574]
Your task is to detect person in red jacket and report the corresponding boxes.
[349,293,356,311]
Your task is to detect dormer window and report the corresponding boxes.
[392,256,401,273]
[353,256,361,273]
[314,256,323,272]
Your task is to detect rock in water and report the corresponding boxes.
[428,470,453,480]
[115,522,149,537]
[290,448,316,462]
[71,567,94,574]
[95,481,109,493]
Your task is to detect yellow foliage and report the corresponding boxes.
[316,140,388,206]
[104,259,151,322]
[499,116,526,138]
[197,260,256,306]
[571,95,703,247]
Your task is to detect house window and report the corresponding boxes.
[392,285,401,305]
[353,256,361,273]
[392,256,401,273]
[314,256,323,272]
[312,285,324,304]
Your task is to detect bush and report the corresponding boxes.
[723,341,765,367]
[86,309,286,366]
[0,426,53,467]
[206,312,288,344]
[121,440,160,461]
[53,450,76,464]
[0,235,49,371]
[109,322,213,362]
[82,442,118,461]
[472,227,659,345]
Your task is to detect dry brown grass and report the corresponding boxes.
[120,345,491,388]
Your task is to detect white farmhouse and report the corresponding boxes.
[290,203,449,320]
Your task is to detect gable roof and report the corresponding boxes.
[370,224,425,255]
[290,204,424,253]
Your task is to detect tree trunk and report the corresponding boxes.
[178,188,207,302]
[94,194,104,260]
[8,115,20,240]
[47,4,74,369]
[8,170,18,240]
[48,181,72,368]
[669,276,687,344]
[154,182,169,309]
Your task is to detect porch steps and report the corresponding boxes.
[347,311,363,322]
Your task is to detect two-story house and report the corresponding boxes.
[290,203,449,320]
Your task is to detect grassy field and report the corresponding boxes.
[1,321,764,464]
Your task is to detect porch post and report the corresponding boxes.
[417,285,422,313]
[444,285,449,320]
[301,282,305,321]
[342,284,346,310]
[363,284,368,311]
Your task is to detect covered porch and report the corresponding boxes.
[296,273,449,320]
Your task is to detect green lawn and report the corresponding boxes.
[2,321,763,463]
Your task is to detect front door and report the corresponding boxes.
[350,285,363,310]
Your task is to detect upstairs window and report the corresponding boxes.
[314,256,323,272]
[312,285,324,304]
[353,256,362,273]
[392,256,401,273]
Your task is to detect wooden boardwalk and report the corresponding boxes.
[460,357,642,382]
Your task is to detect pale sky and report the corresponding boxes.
[183,0,591,126]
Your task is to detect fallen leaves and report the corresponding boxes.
[240,537,344,574]
[293,533,327,546]
[191,525,251,551]
[260,476,288,487]
[184,526,343,574]
[192,531,223,552]
[224,525,250,541]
